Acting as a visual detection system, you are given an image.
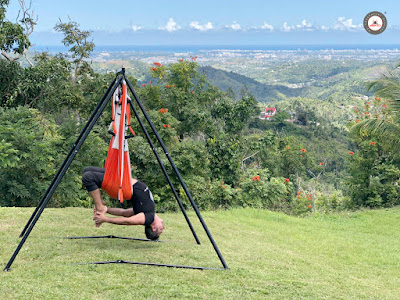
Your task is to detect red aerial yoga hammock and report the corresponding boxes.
[101,80,135,203]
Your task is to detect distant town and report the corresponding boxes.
[90,48,400,66]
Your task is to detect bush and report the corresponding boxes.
[239,169,292,210]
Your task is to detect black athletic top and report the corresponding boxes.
[131,181,155,226]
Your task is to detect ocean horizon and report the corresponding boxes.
[32,44,400,53]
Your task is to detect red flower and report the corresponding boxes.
[163,124,167,128]
[307,205,312,208]
[222,186,226,189]
[349,151,354,155]
[284,178,290,183]
[319,162,324,165]
[300,148,307,153]
[300,155,303,157]
[179,59,184,62]
[172,85,175,87]
[370,142,375,146]
[191,91,194,94]
[167,124,171,128]
[141,84,146,87]
[158,108,166,114]
[356,119,360,122]
[286,145,290,149]
[166,85,171,88]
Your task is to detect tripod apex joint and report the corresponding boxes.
[117,68,126,76]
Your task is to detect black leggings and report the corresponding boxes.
[82,167,105,192]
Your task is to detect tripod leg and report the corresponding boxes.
[18,76,119,238]
[128,100,201,245]
[126,78,229,269]
[4,76,123,272]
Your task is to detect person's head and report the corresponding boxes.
[145,215,164,240]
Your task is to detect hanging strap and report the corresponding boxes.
[108,89,119,136]
[126,97,136,139]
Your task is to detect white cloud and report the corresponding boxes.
[282,20,315,32]
[260,22,274,31]
[159,18,181,32]
[282,22,294,32]
[332,17,362,31]
[296,19,313,31]
[226,21,241,31]
[132,25,142,32]
[190,21,213,31]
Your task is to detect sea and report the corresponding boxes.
[32,44,400,53]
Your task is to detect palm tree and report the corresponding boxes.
[350,62,400,150]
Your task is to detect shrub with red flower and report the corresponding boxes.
[351,97,392,123]
[158,108,168,114]
[370,142,375,146]
[252,176,261,182]
[349,151,354,155]
[284,178,290,183]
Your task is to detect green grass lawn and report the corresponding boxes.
[1,207,400,299]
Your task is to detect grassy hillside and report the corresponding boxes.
[206,60,392,103]
[199,66,302,102]
[1,207,400,299]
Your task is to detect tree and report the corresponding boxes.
[54,18,95,80]
[351,62,400,151]
[0,0,36,64]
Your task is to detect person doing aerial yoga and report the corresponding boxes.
[81,80,164,240]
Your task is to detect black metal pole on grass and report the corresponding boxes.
[3,76,123,272]
[79,260,225,270]
[127,97,201,245]
[125,76,229,269]
[18,76,120,238]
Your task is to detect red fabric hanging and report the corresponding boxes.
[101,81,134,203]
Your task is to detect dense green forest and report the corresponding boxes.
[1,1,400,214]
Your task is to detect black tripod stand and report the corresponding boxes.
[4,69,228,271]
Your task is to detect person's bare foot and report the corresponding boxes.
[93,206,107,227]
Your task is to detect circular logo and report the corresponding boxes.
[364,11,387,34]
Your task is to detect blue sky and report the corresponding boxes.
[5,0,400,46]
